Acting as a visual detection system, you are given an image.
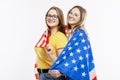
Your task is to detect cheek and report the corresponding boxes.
[67,16,72,20]
[54,20,59,25]
[75,18,80,23]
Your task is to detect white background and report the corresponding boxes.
[0,0,120,80]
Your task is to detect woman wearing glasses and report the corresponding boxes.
[34,6,68,80]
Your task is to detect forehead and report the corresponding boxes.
[70,8,80,13]
[48,9,57,15]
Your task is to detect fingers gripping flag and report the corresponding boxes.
[34,29,49,80]
[50,29,97,80]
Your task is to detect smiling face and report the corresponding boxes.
[46,9,59,29]
[67,8,80,28]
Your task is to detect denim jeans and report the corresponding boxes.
[39,73,70,80]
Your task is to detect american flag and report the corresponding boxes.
[34,63,39,80]
[50,29,97,80]
[34,29,49,80]
[35,29,49,47]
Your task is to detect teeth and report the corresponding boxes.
[48,20,55,23]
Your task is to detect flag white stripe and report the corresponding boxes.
[90,68,96,80]
[36,30,48,47]
[36,37,44,47]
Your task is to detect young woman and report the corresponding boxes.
[34,6,68,80]
[49,5,97,80]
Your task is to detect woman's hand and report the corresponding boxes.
[45,44,53,55]
[48,70,61,78]
[45,44,57,62]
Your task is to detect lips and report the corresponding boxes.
[69,18,74,21]
[68,17,74,21]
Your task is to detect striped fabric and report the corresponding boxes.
[34,29,49,80]
[34,63,39,80]
[35,30,49,47]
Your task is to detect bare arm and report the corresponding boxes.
[46,45,63,78]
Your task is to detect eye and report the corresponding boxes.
[74,13,78,17]
[47,14,58,19]
[47,14,52,18]
[52,15,58,19]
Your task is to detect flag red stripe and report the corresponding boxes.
[35,30,49,47]
[35,34,44,47]
[39,40,45,47]
[92,76,97,80]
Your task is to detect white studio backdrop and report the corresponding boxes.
[0,0,120,80]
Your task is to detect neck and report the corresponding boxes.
[70,25,75,33]
[50,26,58,35]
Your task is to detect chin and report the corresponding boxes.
[48,24,56,27]
[69,23,75,25]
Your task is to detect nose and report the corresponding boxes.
[69,13,74,18]
[49,16,53,19]
[68,14,74,19]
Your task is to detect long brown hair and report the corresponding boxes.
[45,6,65,34]
[67,5,87,33]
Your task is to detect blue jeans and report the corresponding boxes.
[39,73,70,80]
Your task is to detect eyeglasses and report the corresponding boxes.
[46,14,58,19]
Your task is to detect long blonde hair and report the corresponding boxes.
[67,5,87,33]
